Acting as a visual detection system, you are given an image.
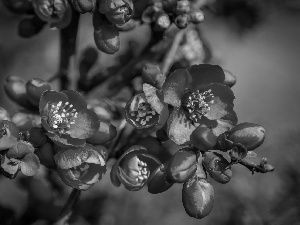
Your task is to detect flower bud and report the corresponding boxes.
[142,63,165,89]
[110,145,161,191]
[167,148,197,183]
[12,111,41,131]
[203,152,232,184]
[175,0,190,15]
[148,161,174,194]
[27,127,47,147]
[188,9,204,24]
[99,0,134,25]
[32,0,70,23]
[93,12,120,54]
[4,76,36,110]
[228,123,265,151]
[18,16,46,38]
[70,0,96,14]
[0,108,11,122]
[175,14,189,29]
[182,178,214,219]
[35,141,55,168]
[223,69,237,88]
[154,12,171,30]
[3,0,33,14]
[190,126,217,151]
[162,0,177,13]
[26,78,51,107]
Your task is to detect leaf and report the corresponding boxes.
[7,141,35,159]
[0,136,18,151]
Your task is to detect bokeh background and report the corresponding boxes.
[0,1,300,225]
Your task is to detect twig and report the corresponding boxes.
[161,28,185,75]
[55,188,81,225]
[58,11,80,90]
[239,159,275,174]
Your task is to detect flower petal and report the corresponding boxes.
[57,168,91,190]
[80,163,106,184]
[162,69,192,107]
[7,141,35,159]
[1,154,19,178]
[167,108,196,145]
[0,136,18,151]
[46,132,86,147]
[86,121,117,145]
[205,83,235,120]
[54,144,105,169]
[187,64,225,92]
[61,90,87,111]
[39,90,68,115]
[20,153,40,176]
[68,109,100,139]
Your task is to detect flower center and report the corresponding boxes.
[70,162,89,179]
[47,101,78,134]
[136,158,150,183]
[130,102,158,127]
[182,89,214,123]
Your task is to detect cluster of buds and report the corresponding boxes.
[141,0,204,30]
[2,76,117,190]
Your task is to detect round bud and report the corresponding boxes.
[167,148,197,183]
[228,123,265,150]
[93,12,120,54]
[182,178,214,219]
[155,12,171,30]
[188,9,204,24]
[223,70,237,88]
[190,126,217,151]
[35,141,55,168]
[175,14,189,29]
[26,78,51,107]
[142,63,165,89]
[70,0,96,14]
[18,16,46,38]
[175,0,190,15]
[203,152,232,184]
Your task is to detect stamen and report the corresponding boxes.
[182,89,214,123]
[46,101,78,134]
[130,102,158,127]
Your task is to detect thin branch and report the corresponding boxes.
[55,188,81,225]
[239,158,275,174]
[58,11,80,90]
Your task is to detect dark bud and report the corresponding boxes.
[162,0,177,13]
[27,127,47,147]
[18,16,46,38]
[182,178,214,219]
[175,14,189,29]
[203,152,232,184]
[26,78,51,107]
[148,162,174,194]
[35,141,56,168]
[3,0,33,14]
[190,126,217,151]
[188,9,204,24]
[223,69,237,88]
[93,12,120,54]
[79,46,99,77]
[228,123,265,151]
[142,63,165,89]
[70,0,96,14]
[167,148,197,183]
[175,0,190,15]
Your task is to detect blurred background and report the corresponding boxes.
[0,0,300,225]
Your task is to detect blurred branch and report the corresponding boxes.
[55,189,81,225]
[57,12,80,90]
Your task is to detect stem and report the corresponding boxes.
[55,188,81,225]
[239,159,275,174]
[58,11,80,90]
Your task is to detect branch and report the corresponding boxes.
[239,158,275,174]
[58,11,80,90]
[55,188,81,225]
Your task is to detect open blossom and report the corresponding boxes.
[55,144,107,190]
[110,145,161,191]
[39,90,100,147]
[162,64,237,145]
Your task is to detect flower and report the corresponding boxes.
[54,144,107,190]
[110,145,161,191]
[162,64,237,145]
[39,90,100,147]
[125,83,169,132]
[0,120,19,151]
[1,141,40,179]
